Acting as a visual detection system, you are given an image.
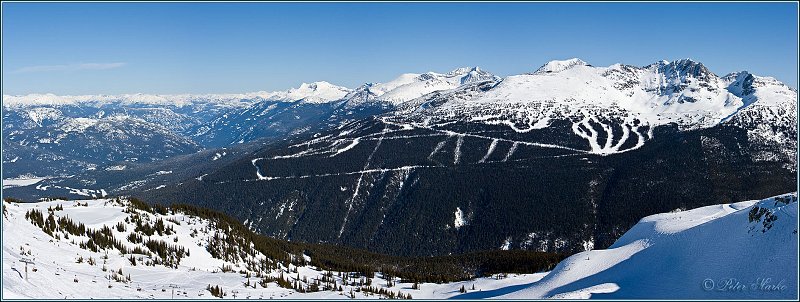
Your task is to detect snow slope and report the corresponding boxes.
[433,58,741,128]
[1,198,546,299]
[338,67,500,108]
[453,193,798,299]
[273,81,351,103]
[4,194,795,299]
[374,67,499,105]
[395,58,796,156]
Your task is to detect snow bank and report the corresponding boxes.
[491,193,798,299]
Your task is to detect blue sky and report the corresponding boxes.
[2,2,798,95]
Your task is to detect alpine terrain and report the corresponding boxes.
[2,58,797,299]
[2,194,796,299]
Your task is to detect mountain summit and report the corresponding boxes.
[534,58,590,74]
[271,81,351,103]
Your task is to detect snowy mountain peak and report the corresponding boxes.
[281,81,350,103]
[455,66,500,85]
[650,58,714,80]
[534,58,589,74]
[636,58,725,100]
[296,81,333,90]
[723,71,756,97]
[361,67,500,105]
[340,83,381,106]
[446,66,482,76]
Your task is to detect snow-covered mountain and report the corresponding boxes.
[187,82,358,147]
[3,193,795,299]
[189,68,500,147]
[278,81,351,103]
[534,58,591,74]
[354,67,501,106]
[393,58,796,156]
[6,58,792,156]
[335,67,499,109]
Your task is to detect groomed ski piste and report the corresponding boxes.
[2,193,797,299]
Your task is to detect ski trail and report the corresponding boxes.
[502,142,519,162]
[362,134,447,141]
[443,129,582,152]
[479,139,498,163]
[272,147,336,159]
[244,165,435,182]
[596,118,614,151]
[339,128,386,238]
[288,134,334,148]
[428,134,452,163]
[329,138,360,157]
[572,118,601,153]
[383,116,585,153]
[251,158,268,180]
[372,169,413,232]
[572,117,647,155]
[453,135,464,164]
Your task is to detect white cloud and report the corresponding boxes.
[12,62,127,73]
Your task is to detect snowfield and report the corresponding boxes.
[392,58,796,157]
[1,198,546,299]
[3,193,796,299]
[488,193,798,299]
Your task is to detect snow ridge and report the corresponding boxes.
[492,193,798,299]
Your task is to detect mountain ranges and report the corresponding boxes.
[2,58,796,257]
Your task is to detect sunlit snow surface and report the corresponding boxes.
[488,193,798,299]
[3,194,796,299]
[1,199,546,299]
[391,58,796,156]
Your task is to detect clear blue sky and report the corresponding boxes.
[2,2,798,95]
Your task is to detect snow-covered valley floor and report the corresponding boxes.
[2,193,797,299]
